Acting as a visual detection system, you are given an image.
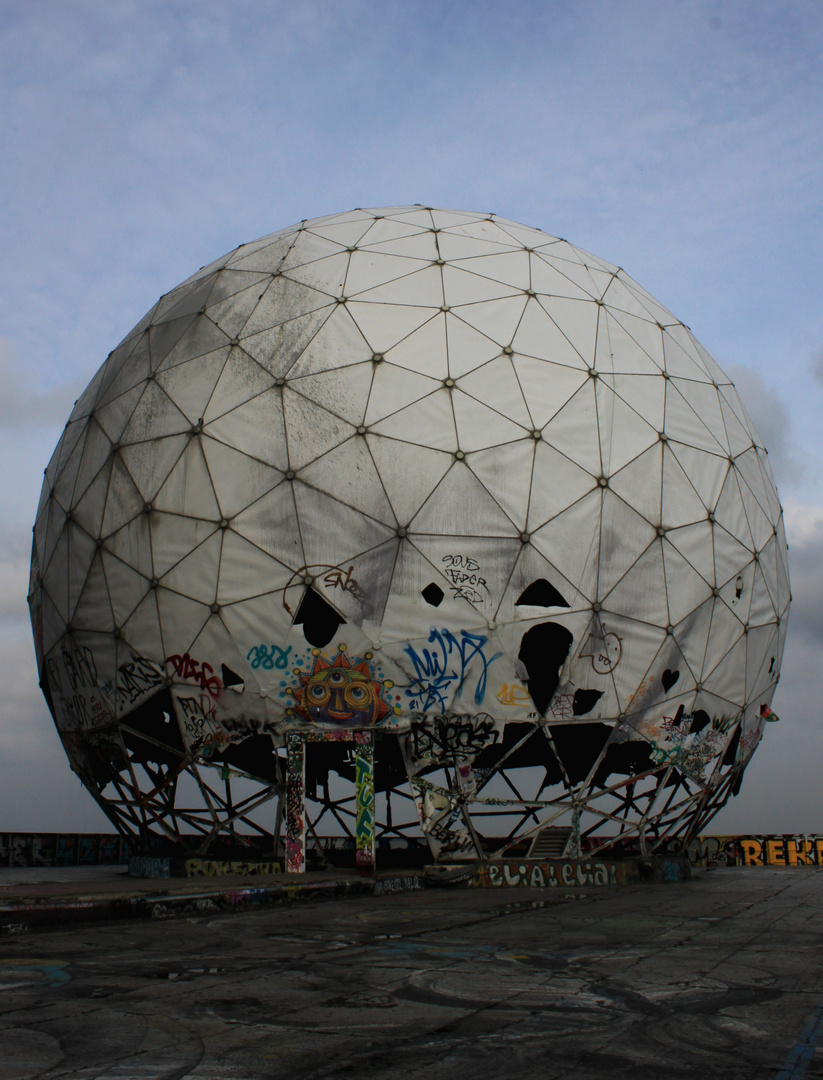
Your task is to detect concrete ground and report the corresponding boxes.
[1,867,823,1079]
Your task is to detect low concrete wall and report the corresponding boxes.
[689,835,823,867]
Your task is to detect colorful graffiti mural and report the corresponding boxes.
[689,835,823,867]
[285,730,376,874]
[285,733,306,873]
[287,644,398,728]
[355,741,375,871]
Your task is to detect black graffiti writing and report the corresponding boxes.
[221,715,279,737]
[178,695,217,739]
[116,655,164,707]
[442,555,479,571]
[411,716,498,761]
[441,555,488,605]
[61,639,97,691]
[58,692,110,731]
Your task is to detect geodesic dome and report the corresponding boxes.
[29,206,790,863]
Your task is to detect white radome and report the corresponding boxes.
[29,207,790,860]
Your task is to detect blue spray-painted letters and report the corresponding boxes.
[404,628,502,711]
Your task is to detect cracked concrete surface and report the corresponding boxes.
[2,868,823,1078]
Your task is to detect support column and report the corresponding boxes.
[285,733,305,873]
[355,732,375,872]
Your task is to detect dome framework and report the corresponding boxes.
[29,207,790,867]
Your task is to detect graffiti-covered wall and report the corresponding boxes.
[0,834,130,867]
[689,835,823,867]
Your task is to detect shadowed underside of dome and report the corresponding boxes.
[29,207,790,866]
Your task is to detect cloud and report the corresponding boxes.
[711,499,823,834]
[0,337,87,429]
[725,363,800,490]
[780,502,823,650]
[812,346,823,386]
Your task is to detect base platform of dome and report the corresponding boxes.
[29,207,790,868]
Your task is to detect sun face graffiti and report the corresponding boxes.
[288,646,396,728]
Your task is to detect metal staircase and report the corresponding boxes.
[528,827,573,859]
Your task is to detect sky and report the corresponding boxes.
[1,0,821,836]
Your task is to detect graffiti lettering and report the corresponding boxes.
[443,554,479,571]
[59,692,110,731]
[246,643,292,670]
[166,653,222,699]
[404,628,502,711]
[373,875,422,895]
[410,715,498,762]
[185,859,281,877]
[547,693,573,719]
[442,555,488,605]
[283,564,362,613]
[221,715,279,738]
[114,654,164,707]
[322,565,361,595]
[690,835,823,868]
[177,695,228,755]
[61,643,98,691]
[476,861,620,888]
[355,746,375,869]
[129,856,170,879]
[496,682,531,707]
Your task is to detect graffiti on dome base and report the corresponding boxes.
[285,733,306,873]
[185,859,282,877]
[409,776,478,861]
[285,729,375,874]
[689,835,823,867]
[286,644,399,729]
[355,740,375,870]
[473,861,622,888]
